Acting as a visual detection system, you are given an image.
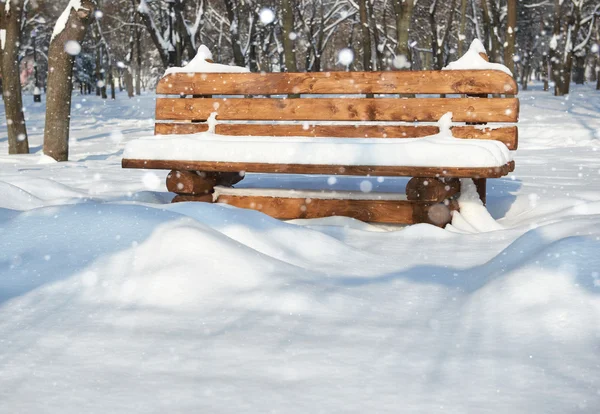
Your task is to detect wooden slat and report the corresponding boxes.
[451,126,518,148]
[172,194,213,203]
[122,159,515,179]
[156,97,519,123]
[157,71,518,95]
[215,195,416,224]
[154,123,518,149]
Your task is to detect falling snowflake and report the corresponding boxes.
[359,180,373,193]
[392,55,411,69]
[64,40,81,56]
[338,48,354,66]
[259,8,275,25]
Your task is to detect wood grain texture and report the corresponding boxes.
[156,97,519,123]
[166,170,217,194]
[214,194,416,223]
[154,123,518,149]
[122,159,515,179]
[172,194,214,203]
[156,70,518,95]
[405,178,461,202]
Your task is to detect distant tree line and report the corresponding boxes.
[0,0,599,158]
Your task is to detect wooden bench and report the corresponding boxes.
[122,63,518,227]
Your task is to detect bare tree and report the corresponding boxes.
[281,0,298,71]
[481,0,502,63]
[1,0,29,154]
[429,0,457,70]
[550,0,599,95]
[136,0,170,67]
[392,0,415,68]
[457,0,469,56]
[43,0,96,161]
[504,0,517,75]
[223,0,246,66]
[358,0,373,71]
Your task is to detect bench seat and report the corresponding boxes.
[123,132,514,180]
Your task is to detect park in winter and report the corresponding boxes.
[1,0,600,412]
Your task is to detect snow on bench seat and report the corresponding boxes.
[212,186,409,201]
[123,131,512,169]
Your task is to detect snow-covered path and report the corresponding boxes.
[1,85,600,413]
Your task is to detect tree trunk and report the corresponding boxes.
[558,5,582,96]
[109,68,116,99]
[281,0,297,72]
[481,0,502,63]
[393,0,415,69]
[457,0,468,56]
[44,0,96,162]
[596,52,600,90]
[124,69,134,98]
[504,0,517,76]
[95,41,102,95]
[550,0,563,94]
[223,0,246,67]
[174,0,195,61]
[1,0,29,154]
[429,0,457,71]
[136,0,169,68]
[359,0,372,71]
[573,54,585,84]
[521,64,530,90]
[135,11,142,96]
[541,54,549,91]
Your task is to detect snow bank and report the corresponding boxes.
[164,45,249,76]
[443,39,513,76]
[124,113,512,169]
[1,200,600,413]
[449,178,504,233]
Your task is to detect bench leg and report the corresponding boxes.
[166,170,245,203]
[473,178,486,205]
[406,177,460,227]
[166,170,217,195]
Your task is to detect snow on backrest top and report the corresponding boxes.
[164,45,249,76]
[443,39,512,76]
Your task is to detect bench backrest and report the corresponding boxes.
[155,70,518,150]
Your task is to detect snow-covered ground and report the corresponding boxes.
[1,84,600,413]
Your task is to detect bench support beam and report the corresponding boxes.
[215,195,417,224]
